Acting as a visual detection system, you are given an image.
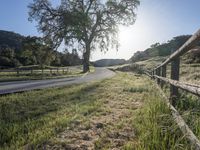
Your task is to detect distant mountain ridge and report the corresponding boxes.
[93,59,126,67]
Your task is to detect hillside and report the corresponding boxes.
[130,35,192,62]
[93,59,126,67]
[0,30,25,51]
[129,34,200,65]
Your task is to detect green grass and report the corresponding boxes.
[91,74,199,150]
[180,63,200,84]
[0,71,199,149]
[126,84,190,150]
[175,92,200,140]
[123,86,149,93]
[0,82,103,149]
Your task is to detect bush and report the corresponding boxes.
[0,56,13,68]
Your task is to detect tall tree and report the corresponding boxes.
[28,0,140,72]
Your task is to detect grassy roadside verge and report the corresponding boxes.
[0,72,197,149]
[129,82,190,150]
[0,81,102,149]
[0,72,83,82]
[0,66,95,82]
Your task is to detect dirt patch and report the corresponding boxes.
[39,97,142,150]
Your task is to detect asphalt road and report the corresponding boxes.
[0,68,115,95]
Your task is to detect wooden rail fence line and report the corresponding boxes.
[15,67,69,76]
[146,28,200,149]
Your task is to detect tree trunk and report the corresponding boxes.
[83,44,90,73]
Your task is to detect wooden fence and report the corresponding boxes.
[15,67,69,76]
[147,28,200,149]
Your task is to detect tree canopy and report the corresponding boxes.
[28,0,140,72]
[0,30,82,69]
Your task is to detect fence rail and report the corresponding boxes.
[147,28,200,149]
[154,75,200,97]
[155,29,200,70]
[155,83,200,150]
[14,67,69,76]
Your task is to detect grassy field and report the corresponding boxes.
[0,71,199,149]
[0,66,95,82]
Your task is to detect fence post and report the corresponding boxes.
[161,65,166,88]
[152,70,154,79]
[156,67,161,85]
[153,69,155,79]
[17,68,19,76]
[57,68,59,74]
[170,55,180,106]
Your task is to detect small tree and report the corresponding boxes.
[28,0,140,72]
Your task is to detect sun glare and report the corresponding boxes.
[117,21,150,59]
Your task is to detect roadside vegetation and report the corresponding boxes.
[0,65,95,82]
[1,71,198,150]
[0,65,83,82]
[108,54,200,149]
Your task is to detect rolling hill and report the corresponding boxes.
[93,59,126,67]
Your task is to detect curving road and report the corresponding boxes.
[0,68,115,95]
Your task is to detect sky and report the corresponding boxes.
[0,0,200,61]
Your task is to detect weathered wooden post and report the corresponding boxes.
[156,67,161,85]
[57,68,59,74]
[31,68,33,75]
[63,68,64,74]
[161,65,166,88]
[151,70,154,79]
[17,68,19,76]
[50,68,52,75]
[153,69,155,79]
[42,67,44,76]
[170,52,180,106]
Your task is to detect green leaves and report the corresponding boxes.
[21,36,53,66]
